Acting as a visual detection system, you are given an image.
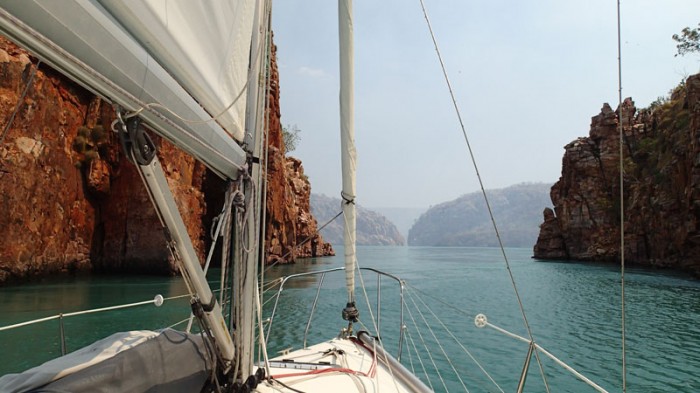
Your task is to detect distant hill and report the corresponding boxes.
[310,194,405,246]
[370,207,426,241]
[408,183,552,247]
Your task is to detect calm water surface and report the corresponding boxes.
[2,246,699,392]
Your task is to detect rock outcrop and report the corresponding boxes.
[0,37,205,282]
[534,74,700,275]
[409,183,552,247]
[310,194,405,246]
[264,40,334,264]
[0,35,332,283]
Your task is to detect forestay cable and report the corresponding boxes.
[417,0,550,390]
[616,0,627,391]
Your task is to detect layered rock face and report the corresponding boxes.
[534,74,700,275]
[264,41,334,264]
[0,38,206,283]
[0,35,332,283]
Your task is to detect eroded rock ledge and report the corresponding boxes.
[534,73,700,276]
[0,35,332,284]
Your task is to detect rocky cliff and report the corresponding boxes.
[0,38,206,282]
[0,35,332,283]
[264,41,334,264]
[534,73,700,275]
[408,183,552,247]
[310,194,405,246]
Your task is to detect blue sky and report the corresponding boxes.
[272,0,700,209]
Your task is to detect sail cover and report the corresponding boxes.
[97,1,256,142]
[339,0,357,302]
[0,330,210,393]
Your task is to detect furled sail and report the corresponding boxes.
[0,0,257,179]
[339,0,357,304]
[97,1,256,143]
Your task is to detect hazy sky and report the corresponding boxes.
[271,1,700,209]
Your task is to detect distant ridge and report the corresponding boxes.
[408,183,552,247]
[310,194,405,246]
[370,207,426,241]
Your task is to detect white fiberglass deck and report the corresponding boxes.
[256,336,430,393]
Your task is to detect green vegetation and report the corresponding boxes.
[672,23,700,57]
[628,80,690,189]
[282,124,301,153]
[72,124,108,165]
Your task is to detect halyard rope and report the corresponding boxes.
[417,0,550,390]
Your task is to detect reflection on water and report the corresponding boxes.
[263,255,338,289]
[1,246,700,392]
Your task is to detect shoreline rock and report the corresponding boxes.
[534,73,700,276]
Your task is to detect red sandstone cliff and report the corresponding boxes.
[0,35,332,283]
[264,40,334,264]
[534,73,700,275]
[0,38,206,282]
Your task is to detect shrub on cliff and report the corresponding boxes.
[673,23,700,57]
[282,124,300,153]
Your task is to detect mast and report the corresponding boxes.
[234,0,269,378]
[338,0,358,319]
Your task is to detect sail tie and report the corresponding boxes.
[341,191,355,205]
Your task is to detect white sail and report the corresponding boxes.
[339,0,357,303]
[97,1,256,142]
[0,0,252,179]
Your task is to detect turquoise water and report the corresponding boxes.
[2,247,700,392]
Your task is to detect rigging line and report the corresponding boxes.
[255,278,272,379]
[262,210,344,275]
[0,59,41,147]
[406,283,475,320]
[406,328,433,390]
[403,305,436,391]
[123,20,266,135]
[269,378,307,393]
[346,219,404,390]
[406,294,448,391]
[188,184,235,332]
[342,214,403,391]
[410,288,504,393]
[406,290,468,393]
[616,1,627,391]
[345,217,380,335]
[404,327,416,375]
[416,1,551,391]
[354,321,403,391]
